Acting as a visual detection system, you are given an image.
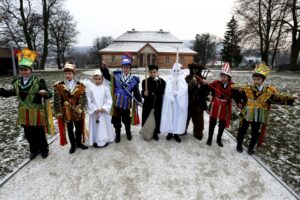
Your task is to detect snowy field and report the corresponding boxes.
[0,68,299,198]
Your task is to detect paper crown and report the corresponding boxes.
[221,62,232,77]
[16,48,38,69]
[121,54,132,66]
[253,62,271,78]
[64,62,76,72]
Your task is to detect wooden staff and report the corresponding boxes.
[145,53,148,94]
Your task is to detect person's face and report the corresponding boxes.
[252,76,264,86]
[19,68,31,77]
[149,69,158,78]
[93,75,103,85]
[220,74,229,84]
[64,71,74,81]
[122,65,131,75]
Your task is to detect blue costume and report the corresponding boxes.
[100,54,142,143]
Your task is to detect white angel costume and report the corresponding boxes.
[160,63,188,134]
[83,70,115,147]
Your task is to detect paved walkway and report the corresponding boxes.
[0,113,298,200]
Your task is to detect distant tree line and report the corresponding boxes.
[193,0,300,70]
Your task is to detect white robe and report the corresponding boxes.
[85,81,115,146]
[160,63,188,134]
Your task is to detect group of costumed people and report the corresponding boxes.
[0,48,297,160]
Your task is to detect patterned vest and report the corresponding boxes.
[14,77,47,126]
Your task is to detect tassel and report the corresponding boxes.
[57,117,67,146]
[64,101,71,121]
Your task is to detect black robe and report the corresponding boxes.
[141,77,166,134]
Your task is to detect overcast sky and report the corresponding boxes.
[64,0,235,46]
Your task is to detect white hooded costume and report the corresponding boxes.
[160,63,188,134]
[83,70,115,146]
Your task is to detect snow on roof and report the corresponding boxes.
[99,42,145,53]
[115,31,182,43]
[149,43,196,54]
[100,42,196,54]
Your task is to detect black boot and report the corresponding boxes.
[69,145,76,154]
[29,152,38,160]
[166,133,173,140]
[174,134,181,143]
[115,128,121,143]
[125,124,132,141]
[236,145,243,153]
[153,132,159,141]
[207,119,216,146]
[77,143,88,149]
[216,132,224,147]
[247,148,254,155]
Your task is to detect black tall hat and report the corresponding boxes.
[148,64,159,71]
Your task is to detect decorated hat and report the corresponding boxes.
[253,62,271,79]
[93,69,102,76]
[16,48,38,69]
[64,62,76,73]
[221,62,232,77]
[121,54,132,66]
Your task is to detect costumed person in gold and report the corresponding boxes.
[53,62,88,154]
[233,62,296,155]
[0,48,52,159]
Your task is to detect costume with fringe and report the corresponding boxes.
[233,84,294,151]
[0,75,52,155]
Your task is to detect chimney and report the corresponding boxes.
[159,29,163,32]
[132,28,136,32]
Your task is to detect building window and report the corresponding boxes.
[166,56,170,64]
[180,56,184,63]
[112,55,115,63]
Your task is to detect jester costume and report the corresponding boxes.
[53,62,88,153]
[234,63,294,154]
[0,48,52,159]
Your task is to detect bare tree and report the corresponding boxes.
[88,36,113,66]
[49,9,78,69]
[0,0,65,69]
[235,0,289,66]
[284,0,300,70]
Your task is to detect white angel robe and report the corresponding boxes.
[160,63,188,134]
[86,82,115,146]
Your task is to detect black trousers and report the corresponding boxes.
[24,126,49,154]
[237,120,262,150]
[111,107,131,133]
[208,118,226,141]
[66,120,83,147]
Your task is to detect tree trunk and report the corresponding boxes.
[19,0,33,50]
[290,39,300,70]
[39,0,49,70]
[289,0,300,71]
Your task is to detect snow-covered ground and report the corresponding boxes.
[0,69,299,199]
[0,113,298,200]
